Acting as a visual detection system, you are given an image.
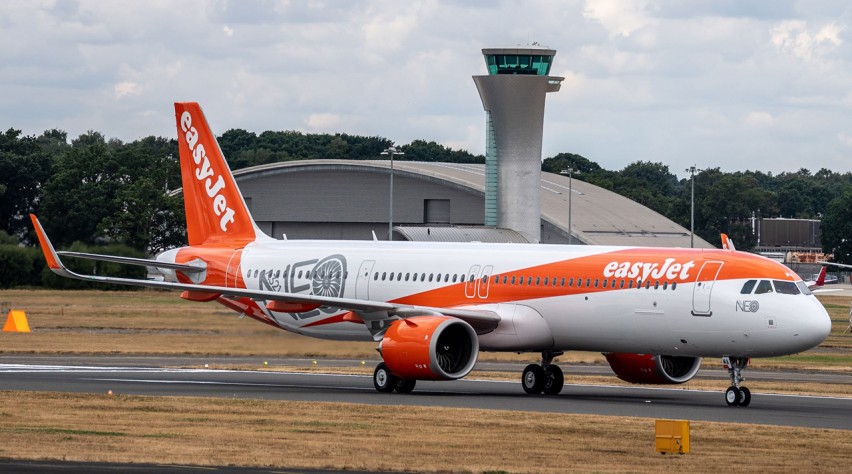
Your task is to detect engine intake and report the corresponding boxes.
[380,316,479,380]
[604,353,702,384]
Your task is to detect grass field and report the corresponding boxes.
[1,289,851,472]
[1,391,851,473]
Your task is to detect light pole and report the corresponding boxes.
[381,146,404,241]
[685,165,701,248]
[560,168,576,245]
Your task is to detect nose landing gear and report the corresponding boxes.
[521,351,564,395]
[722,357,751,407]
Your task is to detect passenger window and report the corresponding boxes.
[740,280,757,294]
[774,280,800,295]
[503,276,508,284]
[389,272,394,280]
[297,271,303,278]
[445,274,450,282]
[654,281,659,290]
[577,278,583,287]
[586,278,591,287]
[519,276,524,285]
[644,280,651,289]
[421,273,426,282]
[429,274,434,282]
[568,278,574,287]
[528,277,533,285]
[452,274,458,283]
[398,273,403,281]
[561,277,566,286]
[536,277,541,285]
[602,279,607,288]
[754,280,773,294]
[594,279,599,288]
[381,272,387,281]
[672,282,677,290]
[663,282,668,290]
[374,272,379,281]
[511,276,516,284]
[543,277,549,285]
[619,280,625,289]
[628,280,634,289]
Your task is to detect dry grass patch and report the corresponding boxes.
[0,391,850,473]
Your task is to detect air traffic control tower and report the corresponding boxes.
[473,46,563,243]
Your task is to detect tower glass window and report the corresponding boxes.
[485,54,552,76]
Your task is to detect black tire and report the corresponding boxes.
[373,363,397,393]
[725,386,741,406]
[522,364,546,394]
[395,378,417,394]
[543,365,564,395]
[738,386,751,407]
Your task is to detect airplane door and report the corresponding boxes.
[356,260,375,300]
[225,249,244,288]
[692,261,724,316]
[465,265,481,299]
[478,265,494,298]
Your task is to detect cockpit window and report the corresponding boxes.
[773,280,800,295]
[754,280,774,294]
[740,280,757,294]
[796,281,813,296]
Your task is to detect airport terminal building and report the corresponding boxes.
[233,159,712,248]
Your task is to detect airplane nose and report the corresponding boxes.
[800,305,832,349]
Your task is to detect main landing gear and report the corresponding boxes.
[723,357,751,407]
[521,351,565,395]
[373,362,416,394]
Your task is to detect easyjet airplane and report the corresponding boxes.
[30,102,832,407]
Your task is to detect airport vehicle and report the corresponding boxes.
[31,102,832,407]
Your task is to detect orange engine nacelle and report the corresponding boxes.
[604,353,702,384]
[380,316,479,381]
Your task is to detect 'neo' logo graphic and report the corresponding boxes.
[736,300,760,312]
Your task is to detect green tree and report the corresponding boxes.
[822,187,852,264]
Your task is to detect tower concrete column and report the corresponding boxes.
[473,46,562,243]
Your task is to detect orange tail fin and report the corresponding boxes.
[175,102,263,246]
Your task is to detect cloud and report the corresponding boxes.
[583,0,655,38]
[743,111,775,127]
[113,81,141,99]
[304,113,343,132]
[771,21,843,61]
[223,25,234,37]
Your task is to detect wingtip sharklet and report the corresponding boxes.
[29,214,69,275]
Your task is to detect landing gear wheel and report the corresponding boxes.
[373,363,398,393]
[738,386,751,407]
[725,386,741,406]
[395,378,417,394]
[543,365,564,395]
[522,364,546,394]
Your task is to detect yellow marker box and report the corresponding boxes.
[655,419,690,454]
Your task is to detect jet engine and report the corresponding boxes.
[380,316,478,380]
[604,352,702,384]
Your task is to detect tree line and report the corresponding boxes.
[2,125,852,288]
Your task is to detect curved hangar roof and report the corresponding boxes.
[233,160,713,248]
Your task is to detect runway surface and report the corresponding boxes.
[2,356,851,430]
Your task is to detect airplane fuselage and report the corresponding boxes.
[163,239,831,359]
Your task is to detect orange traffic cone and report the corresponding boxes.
[2,310,30,332]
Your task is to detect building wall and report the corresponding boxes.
[237,169,484,240]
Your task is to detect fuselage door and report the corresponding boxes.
[465,265,481,299]
[692,260,724,316]
[225,249,244,288]
[356,260,375,300]
[478,265,494,298]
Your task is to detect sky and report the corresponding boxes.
[2,0,851,176]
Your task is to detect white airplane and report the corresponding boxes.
[30,102,832,407]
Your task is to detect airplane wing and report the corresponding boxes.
[30,215,499,335]
[57,251,205,274]
[720,233,736,251]
[817,261,852,270]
